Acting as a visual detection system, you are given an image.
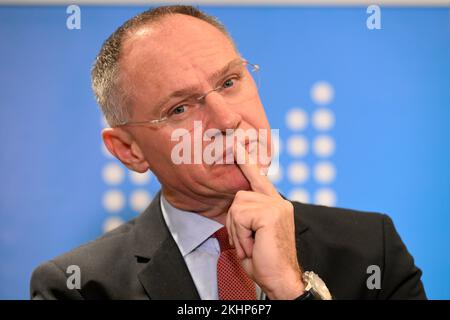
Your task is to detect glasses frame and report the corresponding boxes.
[114,59,260,128]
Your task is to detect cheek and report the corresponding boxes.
[138,132,176,169]
[153,130,204,171]
[239,99,269,127]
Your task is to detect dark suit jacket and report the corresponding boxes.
[30,191,426,299]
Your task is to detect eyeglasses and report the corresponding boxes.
[115,58,260,130]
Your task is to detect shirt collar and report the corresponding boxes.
[160,193,223,257]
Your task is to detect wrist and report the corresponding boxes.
[265,275,305,300]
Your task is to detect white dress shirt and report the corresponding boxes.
[160,194,265,300]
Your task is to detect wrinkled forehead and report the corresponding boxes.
[119,15,239,100]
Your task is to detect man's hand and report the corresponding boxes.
[226,147,305,300]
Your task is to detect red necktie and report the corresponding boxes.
[213,227,257,300]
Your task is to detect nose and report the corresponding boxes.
[202,91,242,132]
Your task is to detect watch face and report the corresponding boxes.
[303,271,332,300]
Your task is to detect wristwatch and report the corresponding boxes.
[295,271,332,300]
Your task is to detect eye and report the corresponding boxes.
[222,78,235,89]
[169,105,188,116]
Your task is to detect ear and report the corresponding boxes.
[102,127,149,173]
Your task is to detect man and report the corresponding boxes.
[30,5,426,300]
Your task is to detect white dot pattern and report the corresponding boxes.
[285,81,337,206]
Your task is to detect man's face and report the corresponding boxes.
[119,14,271,200]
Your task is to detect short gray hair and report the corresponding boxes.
[91,5,234,127]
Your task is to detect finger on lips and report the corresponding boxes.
[234,141,279,197]
[225,142,282,260]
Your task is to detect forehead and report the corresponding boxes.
[119,14,239,106]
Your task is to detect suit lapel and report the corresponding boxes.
[137,237,201,299]
[133,191,200,300]
[291,200,316,272]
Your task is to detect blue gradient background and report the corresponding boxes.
[0,5,449,299]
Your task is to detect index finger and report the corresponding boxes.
[235,141,279,196]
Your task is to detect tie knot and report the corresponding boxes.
[213,227,233,252]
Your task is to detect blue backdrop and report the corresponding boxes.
[0,5,449,299]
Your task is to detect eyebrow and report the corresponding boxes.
[153,58,243,113]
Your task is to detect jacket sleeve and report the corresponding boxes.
[30,260,84,300]
[380,215,427,299]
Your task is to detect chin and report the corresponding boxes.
[211,163,251,193]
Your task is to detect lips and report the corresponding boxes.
[221,146,236,164]
[213,139,257,164]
